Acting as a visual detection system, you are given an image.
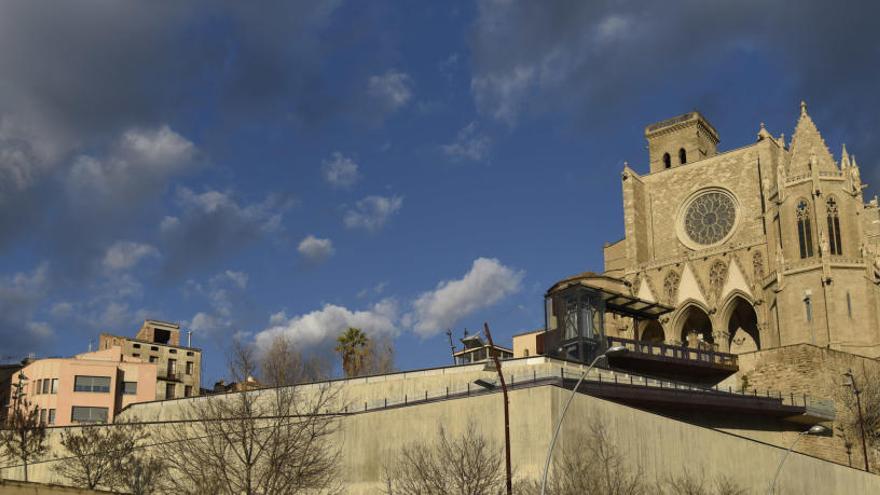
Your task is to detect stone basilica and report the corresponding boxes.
[602,103,880,359]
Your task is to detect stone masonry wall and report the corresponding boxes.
[737,343,880,469]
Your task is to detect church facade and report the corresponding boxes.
[603,103,880,359]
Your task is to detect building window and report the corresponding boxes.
[847,292,853,319]
[35,379,42,395]
[663,153,671,169]
[132,353,140,358]
[73,375,111,393]
[679,148,687,165]
[796,200,814,259]
[166,383,176,399]
[826,197,842,255]
[41,379,50,394]
[168,359,177,377]
[169,349,177,354]
[51,378,58,394]
[184,385,192,397]
[40,409,46,424]
[149,356,158,363]
[122,382,138,395]
[185,361,194,375]
[186,351,194,356]
[133,343,141,349]
[150,346,159,351]
[48,409,55,425]
[71,406,109,423]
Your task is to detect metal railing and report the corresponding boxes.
[606,336,738,367]
[338,365,833,418]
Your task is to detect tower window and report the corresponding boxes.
[846,291,853,319]
[679,148,687,165]
[663,153,671,169]
[826,197,842,255]
[796,200,814,259]
[804,297,813,323]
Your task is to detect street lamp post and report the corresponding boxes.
[767,425,828,495]
[540,345,627,495]
[481,322,512,495]
[844,369,871,472]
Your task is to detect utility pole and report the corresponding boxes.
[482,322,512,495]
[445,329,457,364]
[844,369,870,472]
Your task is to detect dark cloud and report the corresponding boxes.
[0,264,51,358]
[160,187,292,279]
[470,1,880,180]
[0,1,360,279]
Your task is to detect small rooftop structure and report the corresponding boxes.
[453,333,513,365]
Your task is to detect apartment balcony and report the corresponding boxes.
[605,336,739,383]
[157,369,185,382]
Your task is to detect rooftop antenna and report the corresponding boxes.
[187,329,192,347]
[445,329,457,364]
[88,339,93,352]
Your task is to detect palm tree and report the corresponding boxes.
[335,327,369,377]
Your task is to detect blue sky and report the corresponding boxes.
[1,1,879,384]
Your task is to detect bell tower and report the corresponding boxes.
[645,111,720,174]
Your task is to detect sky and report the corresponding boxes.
[1,1,879,385]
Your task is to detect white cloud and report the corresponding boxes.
[223,270,249,290]
[471,65,536,126]
[254,298,399,351]
[189,311,221,334]
[368,70,413,113]
[343,195,403,232]
[596,15,631,43]
[102,241,159,271]
[321,152,360,189]
[441,122,492,162]
[406,257,524,336]
[298,235,335,264]
[67,125,197,207]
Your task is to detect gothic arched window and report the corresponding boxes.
[796,200,814,259]
[826,197,842,255]
[679,148,687,165]
[663,153,671,169]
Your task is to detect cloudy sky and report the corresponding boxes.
[1,1,879,383]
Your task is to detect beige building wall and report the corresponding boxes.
[10,347,156,427]
[10,367,879,494]
[99,320,201,400]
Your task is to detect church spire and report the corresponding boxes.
[841,144,851,169]
[789,100,835,175]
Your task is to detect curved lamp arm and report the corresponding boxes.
[540,346,626,495]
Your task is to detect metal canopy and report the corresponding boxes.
[555,284,673,320]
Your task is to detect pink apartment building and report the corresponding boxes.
[8,347,157,426]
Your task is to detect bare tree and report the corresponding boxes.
[0,374,47,482]
[54,421,149,491]
[363,334,396,375]
[116,450,166,495]
[160,338,341,495]
[836,367,880,470]
[383,422,504,495]
[656,471,748,495]
[518,415,644,495]
[261,333,331,387]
